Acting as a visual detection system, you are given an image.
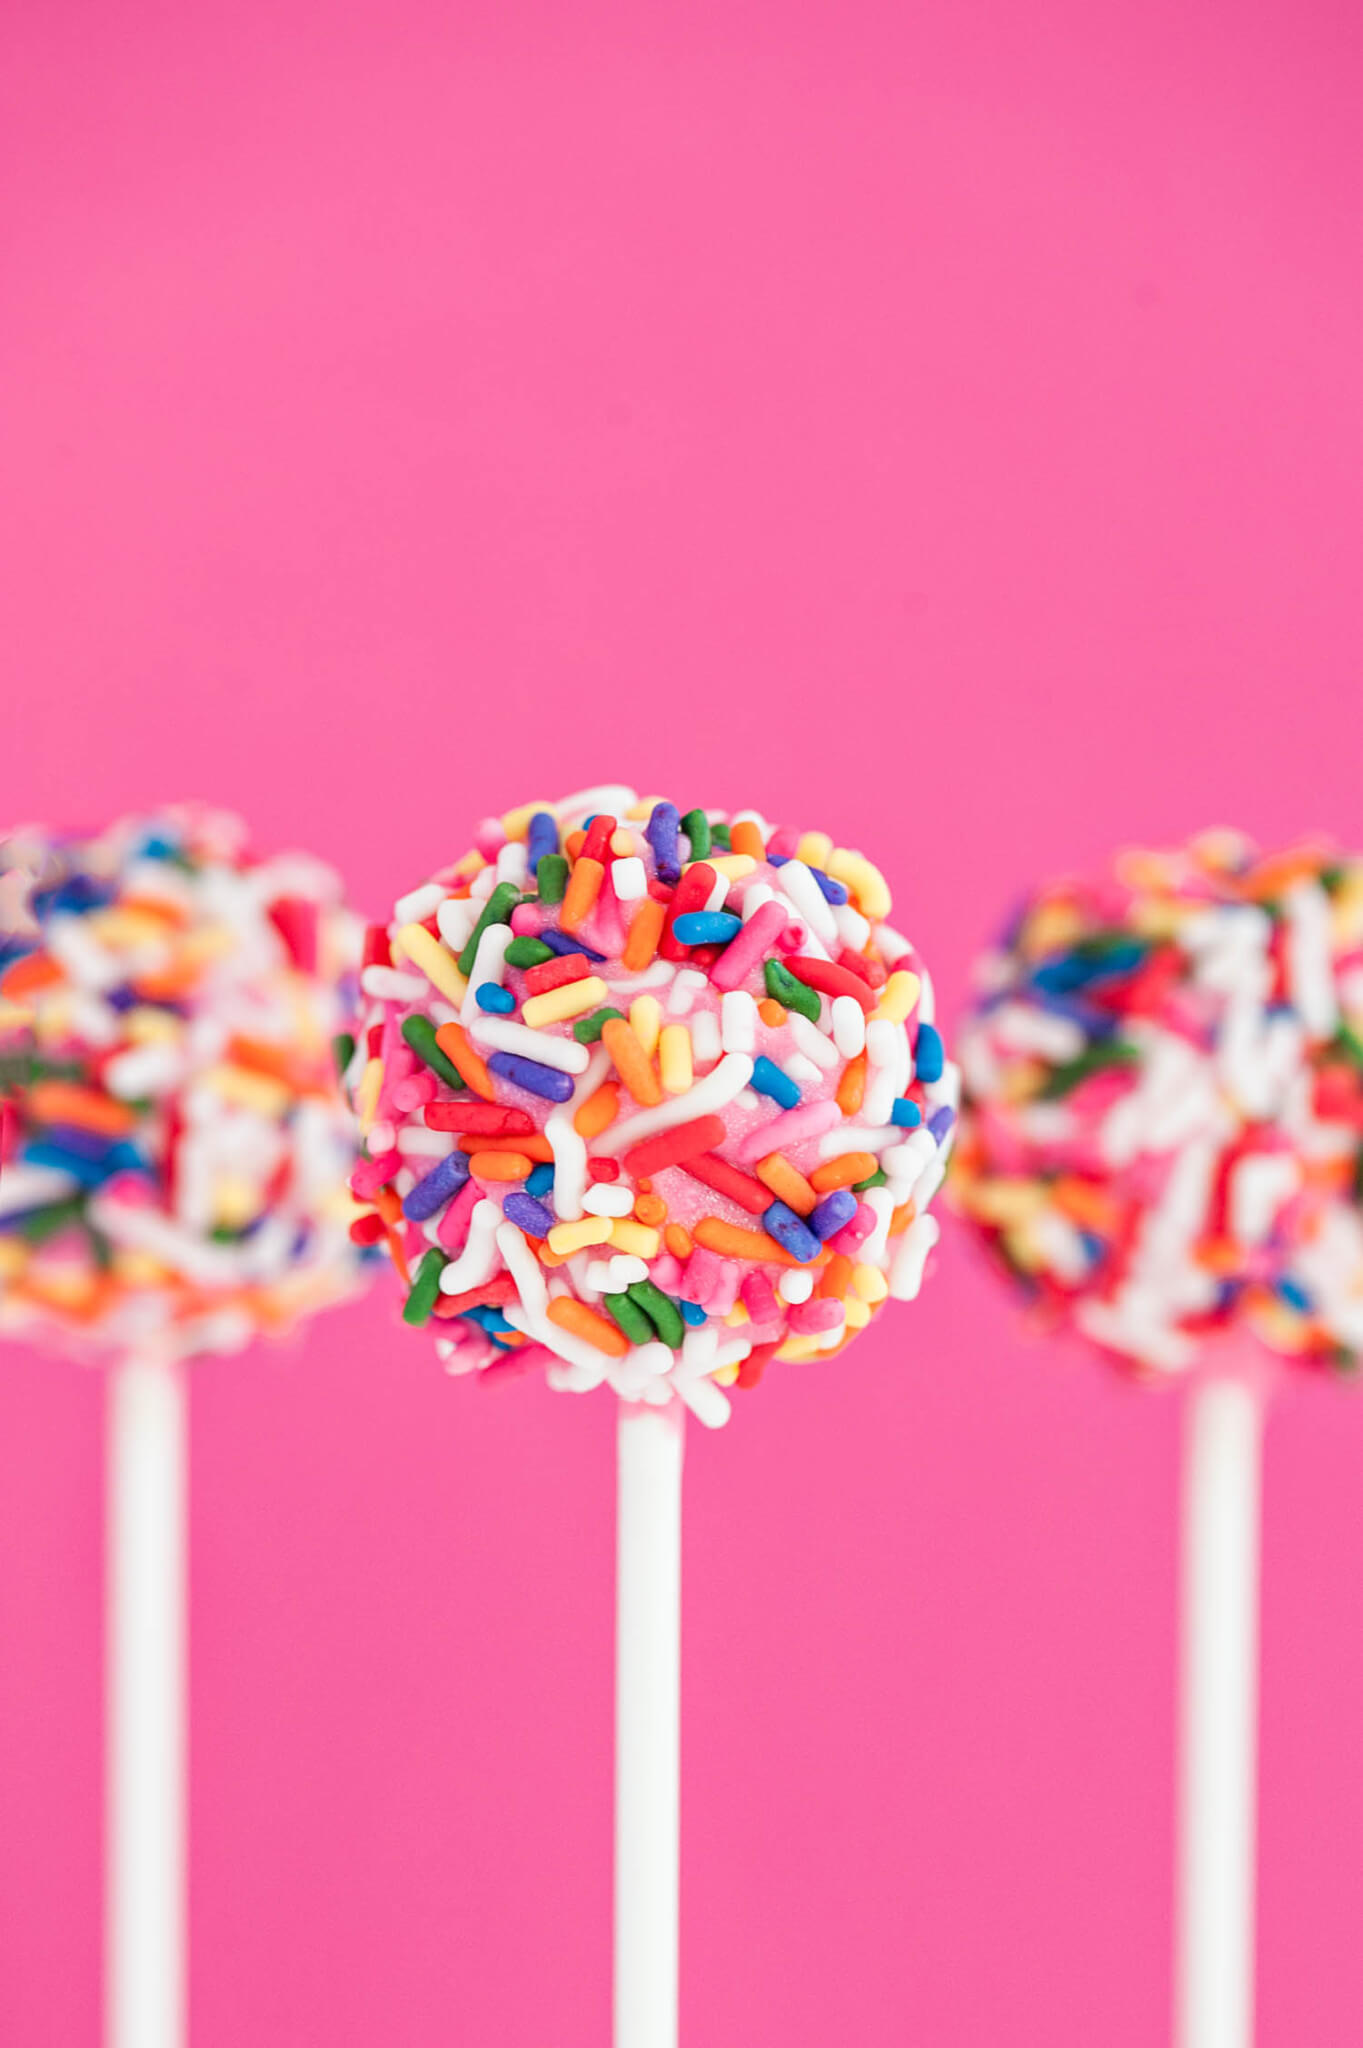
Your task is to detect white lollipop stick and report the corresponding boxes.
[1177,1375,1263,2048]
[106,1354,187,2048]
[615,1402,684,2048]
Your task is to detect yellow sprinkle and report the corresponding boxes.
[851,1263,889,1305]
[659,1023,693,1095]
[87,907,175,947]
[690,854,757,881]
[202,1064,291,1116]
[452,849,486,879]
[796,830,834,868]
[0,1000,33,1033]
[723,1301,751,1327]
[776,1334,821,1362]
[521,975,609,1029]
[0,1242,25,1281]
[124,1008,180,1043]
[962,1178,1046,1228]
[842,1296,872,1330]
[115,1251,168,1287]
[610,828,638,857]
[626,796,668,821]
[547,1215,614,1256]
[356,1056,383,1133]
[873,969,921,1024]
[827,849,891,921]
[610,1219,661,1260]
[712,1362,742,1386]
[213,1179,260,1231]
[629,993,662,1057]
[395,922,469,1008]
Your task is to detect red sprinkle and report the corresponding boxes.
[424,1102,536,1136]
[623,1114,728,1179]
[348,1214,387,1245]
[433,1274,519,1316]
[362,924,392,969]
[660,863,718,961]
[786,955,878,1013]
[523,951,595,996]
[735,1339,781,1390]
[580,813,618,864]
[587,1157,621,1182]
[681,1152,771,1214]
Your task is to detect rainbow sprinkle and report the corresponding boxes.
[952,830,1363,1376]
[0,806,370,1363]
[346,787,958,1426]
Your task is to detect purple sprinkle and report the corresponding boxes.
[487,1051,576,1102]
[809,1189,858,1241]
[927,1106,957,1142]
[645,801,682,885]
[402,1149,472,1221]
[540,927,606,963]
[504,1192,554,1236]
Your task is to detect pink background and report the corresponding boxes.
[3,1,1363,2040]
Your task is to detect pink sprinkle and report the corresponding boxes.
[741,1271,782,1338]
[787,1297,844,1335]
[682,1244,724,1307]
[734,1097,841,1164]
[766,826,800,859]
[510,903,543,936]
[437,1177,479,1252]
[392,1071,437,1114]
[351,1150,402,1199]
[651,1252,685,1294]
[829,1201,875,1255]
[775,921,807,953]
[709,898,787,993]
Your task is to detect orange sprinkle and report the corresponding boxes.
[622,896,666,972]
[435,1022,495,1102]
[467,1150,535,1181]
[373,1187,411,1286]
[560,856,606,935]
[817,1253,854,1299]
[810,1151,879,1193]
[26,1082,136,1138]
[0,953,64,999]
[564,828,587,860]
[757,998,787,1028]
[602,1018,662,1106]
[664,1223,693,1260]
[836,1053,866,1116]
[889,1200,916,1237]
[458,1132,555,1162]
[547,1295,630,1357]
[574,1081,620,1138]
[133,962,204,1001]
[538,1244,568,1268]
[118,894,189,927]
[755,1152,817,1216]
[730,819,766,860]
[634,1192,667,1227]
[1051,1176,1118,1230]
[692,1217,802,1267]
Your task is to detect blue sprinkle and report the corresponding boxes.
[915,1023,945,1084]
[526,811,559,876]
[672,911,741,946]
[402,1149,472,1221]
[34,874,116,919]
[540,928,606,963]
[21,1140,144,1188]
[1079,1231,1106,1263]
[762,1200,822,1263]
[890,1097,923,1129]
[809,1190,857,1241]
[1278,1274,1311,1311]
[29,1122,124,1163]
[645,801,683,885]
[751,1055,801,1110]
[487,1051,575,1102]
[134,832,181,861]
[463,1304,516,1335]
[525,1162,555,1199]
[475,982,516,1014]
[504,1191,554,1236]
[1032,942,1147,995]
[679,1299,708,1326]
[768,856,848,905]
[927,1105,956,1142]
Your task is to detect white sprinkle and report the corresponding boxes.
[788,1011,839,1071]
[831,994,867,1058]
[612,856,647,902]
[721,990,758,1055]
[690,1008,722,1069]
[467,1016,590,1073]
[436,896,478,953]
[604,1052,754,1154]
[777,860,839,948]
[460,922,513,1024]
[495,1220,548,1317]
[583,1182,636,1218]
[437,1199,503,1293]
[495,840,529,889]
[834,904,871,953]
[888,1213,941,1300]
[778,1269,815,1305]
[784,1052,823,1090]
[393,880,448,927]
[361,964,428,1003]
[703,872,730,913]
[666,969,707,1017]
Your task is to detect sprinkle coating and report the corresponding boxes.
[0,807,369,1363]
[953,830,1363,1375]
[347,788,957,1425]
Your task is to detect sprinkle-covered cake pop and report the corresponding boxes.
[0,806,368,1363]
[346,787,958,1426]
[952,831,1363,1375]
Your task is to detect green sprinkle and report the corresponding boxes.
[1333,1023,1363,1069]
[573,1006,626,1044]
[764,959,821,1023]
[853,1168,888,1192]
[537,854,569,905]
[505,935,555,970]
[14,1197,86,1244]
[626,1279,686,1349]
[604,1291,655,1345]
[457,881,521,977]
[680,809,711,859]
[709,821,732,852]
[332,1032,356,1079]
[401,1014,464,1090]
[1039,1040,1142,1100]
[403,1247,448,1326]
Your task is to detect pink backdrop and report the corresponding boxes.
[3,1,1362,2040]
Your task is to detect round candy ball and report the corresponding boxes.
[0,806,368,1363]
[346,786,958,1426]
[952,830,1363,1375]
